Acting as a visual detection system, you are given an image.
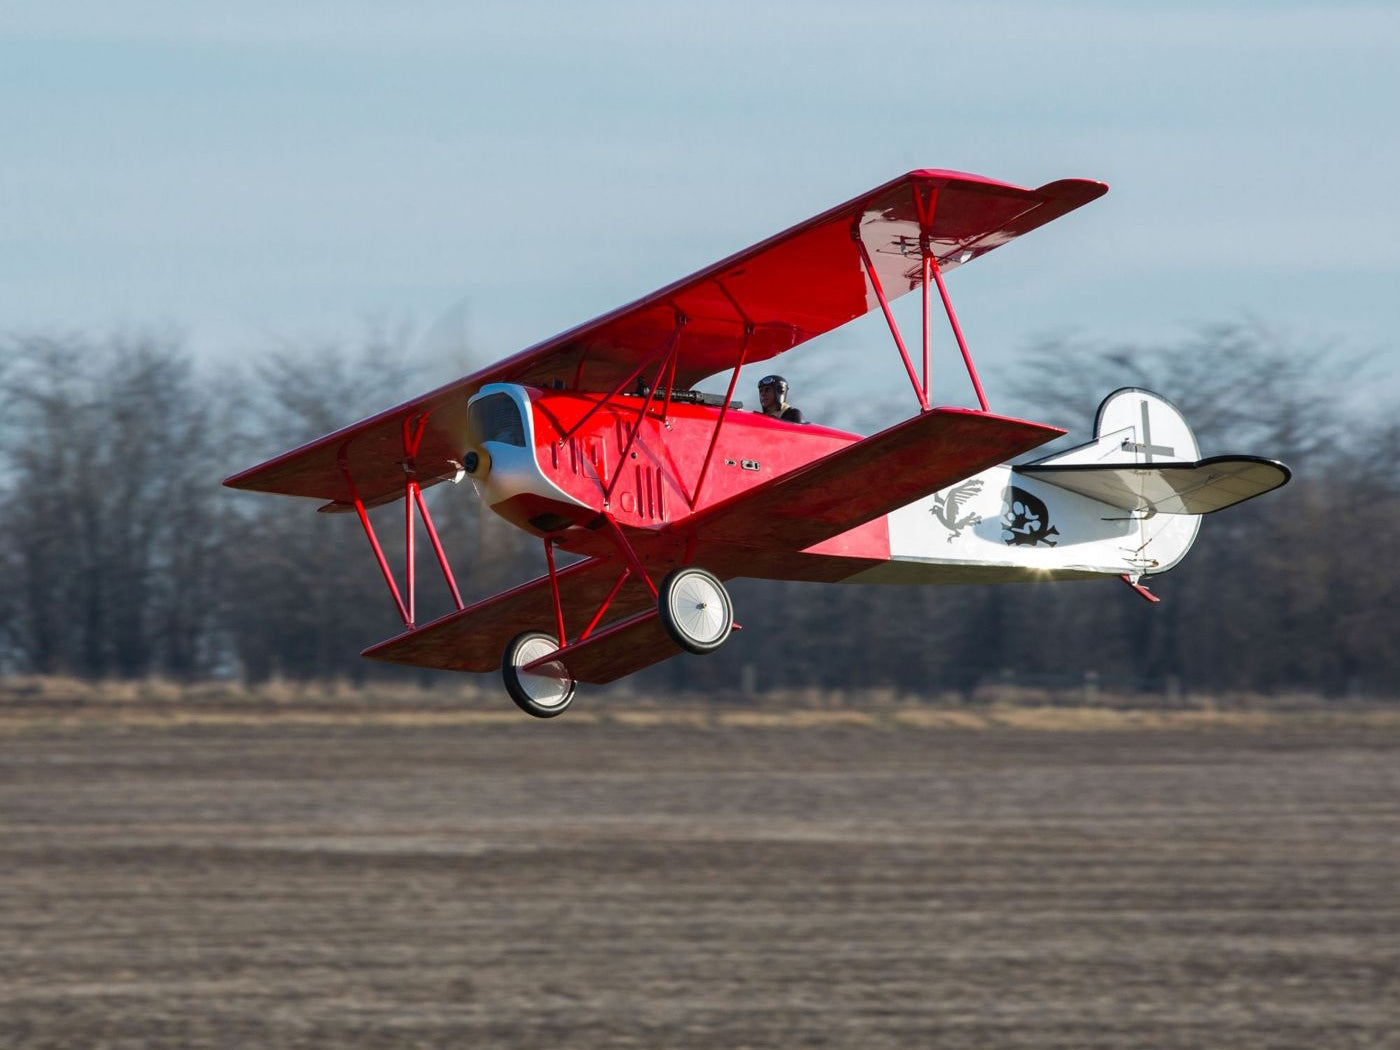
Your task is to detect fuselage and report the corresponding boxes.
[463,382,1200,588]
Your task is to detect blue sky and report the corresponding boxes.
[3,1,1397,411]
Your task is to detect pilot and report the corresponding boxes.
[757,374,805,423]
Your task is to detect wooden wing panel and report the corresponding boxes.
[528,609,684,685]
[361,555,655,673]
[222,402,471,507]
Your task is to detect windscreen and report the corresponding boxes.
[469,392,526,447]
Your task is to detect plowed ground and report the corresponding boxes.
[2,710,1397,1048]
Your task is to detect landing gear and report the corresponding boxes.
[657,567,733,654]
[501,631,576,719]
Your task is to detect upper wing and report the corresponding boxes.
[224,169,1105,507]
[508,169,1107,394]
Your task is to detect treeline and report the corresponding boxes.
[0,326,1395,698]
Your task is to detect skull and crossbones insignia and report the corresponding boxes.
[1002,486,1059,547]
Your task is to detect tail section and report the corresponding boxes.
[1016,388,1289,574]
[847,388,1289,590]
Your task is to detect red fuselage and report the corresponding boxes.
[472,384,859,538]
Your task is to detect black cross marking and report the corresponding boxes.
[1120,399,1175,461]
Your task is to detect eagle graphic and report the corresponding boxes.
[931,479,984,541]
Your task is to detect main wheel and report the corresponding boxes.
[502,631,576,718]
[658,567,733,654]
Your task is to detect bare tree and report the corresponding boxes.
[2,322,1393,699]
[0,333,228,677]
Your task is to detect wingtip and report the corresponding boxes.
[900,170,1109,202]
[1036,178,1110,202]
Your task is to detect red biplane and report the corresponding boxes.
[225,170,1290,717]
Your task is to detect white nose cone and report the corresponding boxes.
[464,383,589,523]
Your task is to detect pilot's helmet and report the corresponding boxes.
[758,374,789,400]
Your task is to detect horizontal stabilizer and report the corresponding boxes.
[1016,456,1290,515]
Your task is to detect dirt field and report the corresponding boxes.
[1,702,1397,1049]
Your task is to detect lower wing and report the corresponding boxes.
[685,407,1063,565]
[361,554,649,672]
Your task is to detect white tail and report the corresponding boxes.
[851,388,1288,588]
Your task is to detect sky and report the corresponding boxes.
[3,1,1398,414]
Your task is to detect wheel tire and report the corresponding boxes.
[657,567,733,655]
[502,631,576,718]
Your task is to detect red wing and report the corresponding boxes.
[682,409,1064,571]
[361,555,653,673]
[513,171,1106,394]
[224,170,1104,506]
[527,609,683,685]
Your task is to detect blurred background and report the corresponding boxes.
[2,1,1397,699]
[2,323,1396,699]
